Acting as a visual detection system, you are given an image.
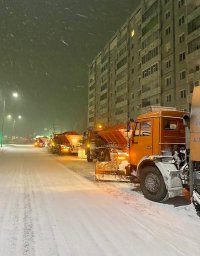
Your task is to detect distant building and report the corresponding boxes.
[88,0,200,128]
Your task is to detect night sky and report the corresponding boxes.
[0,0,139,137]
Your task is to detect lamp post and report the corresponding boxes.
[12,115,22,141]
[0,92,19,147]
[0,96,6,147]
[6,114,22,141]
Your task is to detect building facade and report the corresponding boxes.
[88,0,200,128]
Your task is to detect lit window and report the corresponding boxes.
[131,29,135,37]
[165,42,171,52]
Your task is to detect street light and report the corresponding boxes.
[12,92,19,98]
[0,92,20,147]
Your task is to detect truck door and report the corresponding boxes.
[130,119,153,166]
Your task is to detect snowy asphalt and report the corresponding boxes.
[0,145,199,256]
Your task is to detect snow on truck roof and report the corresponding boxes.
[137,110,186,120]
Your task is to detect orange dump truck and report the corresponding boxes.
[128,107,187,202]
[94,107,192,202]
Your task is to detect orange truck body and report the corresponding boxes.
[189,86,200,207]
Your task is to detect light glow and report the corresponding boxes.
[12,92,19,98]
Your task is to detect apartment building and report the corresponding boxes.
[87,0,200,128]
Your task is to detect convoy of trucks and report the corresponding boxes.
[34,86,200,208]
[85,86,200,207]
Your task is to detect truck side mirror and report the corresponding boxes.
[183,114,190,129]
[127,118,134,132]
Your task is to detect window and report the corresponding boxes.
[166,94,172,102]
[141,46,158,64]
[166,60,171,68]
[188,16,200,34]
[179,16,185,26]
[179,33,185,43]
[142,63,158,78]
[178,0,184,8]
[131,29,135,37]
[163,119,178,130]
[179,70,186,80]
[134,122,151,136]
[165,42,171,52]
[165,76,172,86]
[179,52,186,61]
[165,26,171,36]
[140,122,151,136]
[188,36,200,54]
[180,89,186,99]
[165,10,170,20]
[134,123,140,136]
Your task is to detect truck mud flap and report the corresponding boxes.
[155,162,183,199]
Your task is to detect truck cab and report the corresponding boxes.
[130,109,186,166]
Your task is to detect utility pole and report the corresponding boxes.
[1,96,6,147]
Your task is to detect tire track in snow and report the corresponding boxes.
[0,166,23,256]
[23,187,35,256]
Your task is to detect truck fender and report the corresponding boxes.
[137,158,183,199]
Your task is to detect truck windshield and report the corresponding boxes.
[134,121,151,136]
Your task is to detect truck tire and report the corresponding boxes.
[140,166,167,202]
[87,151,93,162]
[58,147,62,155]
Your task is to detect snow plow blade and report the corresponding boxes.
[95,161,130,181]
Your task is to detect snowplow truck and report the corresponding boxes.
[95,106,192,202]
[85,124,129,164]
[128,107,188,202]
[49,131,82,155]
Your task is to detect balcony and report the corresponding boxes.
[187,48,200,63]
[187,4,200,21]
[141,86,161,100]
[188,71,200,82]
[187,27,200,43]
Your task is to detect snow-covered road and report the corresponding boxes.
[0,145,199,256]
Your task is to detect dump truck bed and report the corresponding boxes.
[97,125,129,149]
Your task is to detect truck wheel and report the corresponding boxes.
[87,152,93,162]
[58,148,62,155]
[140,166,167,202]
